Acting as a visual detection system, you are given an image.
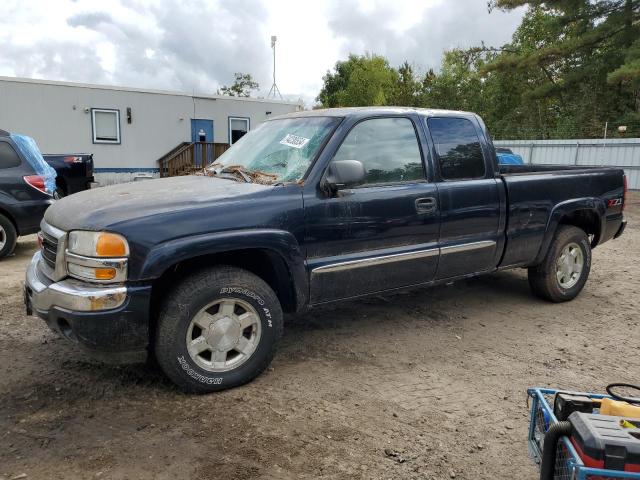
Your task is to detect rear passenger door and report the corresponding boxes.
[426,117,501,279]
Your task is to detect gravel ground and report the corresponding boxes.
[1,192,638,480]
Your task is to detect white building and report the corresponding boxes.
[0,76,301,184]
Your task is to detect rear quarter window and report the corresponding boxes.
[0,142,21,169]
[427,117,486,180]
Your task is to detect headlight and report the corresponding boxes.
[66,231,129,283]
[68,231,129,257]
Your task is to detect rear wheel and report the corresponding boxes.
[154,266,283,393]
[0,214,17,259]
[528,225,591,302]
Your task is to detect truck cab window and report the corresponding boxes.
[427,117,485,180]
[333,117,424,185]
[0,142,21,169]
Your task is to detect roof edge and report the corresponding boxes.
[0,75,302,106]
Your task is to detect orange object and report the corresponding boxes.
[96,233,127,256]
[94,267,117,280]
[600,397,640,419]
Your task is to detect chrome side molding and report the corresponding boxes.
[312,247,439,274]
[440,240,496,255]
[312,240,497,274]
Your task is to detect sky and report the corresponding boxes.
[0,0,525,107]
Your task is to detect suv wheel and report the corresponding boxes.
[528,225,591,302]
[155,266,283,393]
[0,214,17,259]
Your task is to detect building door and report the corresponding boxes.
[191,119,214,166]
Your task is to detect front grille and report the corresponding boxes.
[38,220,67,281]
[41,231,59,270]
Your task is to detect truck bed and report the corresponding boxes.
[498,164,626,268]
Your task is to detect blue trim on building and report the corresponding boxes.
[94,167,160,173]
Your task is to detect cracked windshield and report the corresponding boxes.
[209,116,341,183]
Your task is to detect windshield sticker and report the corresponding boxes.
[279,133,310,149]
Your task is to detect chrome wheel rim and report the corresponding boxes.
[186,298,262,373]
[556,242,584,289]
[0,225,5,250]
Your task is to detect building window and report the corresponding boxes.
[228,117,250,145]
[91,109,121,144]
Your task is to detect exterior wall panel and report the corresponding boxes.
[0,76,300,184]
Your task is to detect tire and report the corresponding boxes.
[154,265,283,393]
[0,214,17,259]
[528,225,591,302]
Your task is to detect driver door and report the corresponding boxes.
[303,116,441,304]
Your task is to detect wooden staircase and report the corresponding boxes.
[158,142,230,178]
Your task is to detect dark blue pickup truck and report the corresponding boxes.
[25,108,627,392]
[42,153,94,198]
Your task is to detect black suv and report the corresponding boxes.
[0,130,53,258]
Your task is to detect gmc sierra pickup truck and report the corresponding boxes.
[25,108,627,393]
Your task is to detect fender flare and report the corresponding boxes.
[137,228,308,309]
[533,197,606,265]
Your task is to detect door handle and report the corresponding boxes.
[415,197,437,214]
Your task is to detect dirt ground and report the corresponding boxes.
[1,193,638,480]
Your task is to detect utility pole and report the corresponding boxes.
[267,35,283,100]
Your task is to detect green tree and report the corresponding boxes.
[314,1,639,139]
[220,73,259,97]
[390,61,421,106]
[316,54,398,107]
[486,0,640,137]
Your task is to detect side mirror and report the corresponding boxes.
[324,160,366,192]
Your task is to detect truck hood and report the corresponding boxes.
[44,175,273,231]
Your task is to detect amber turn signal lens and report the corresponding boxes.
[94,267,117,280]
[96,233,127,256]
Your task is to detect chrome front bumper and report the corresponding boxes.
[25,251,127,313]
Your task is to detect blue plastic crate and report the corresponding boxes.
[527,387,640,480]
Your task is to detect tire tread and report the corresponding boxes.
[528,225,591,303]
[0,213,17,259]
[154,265,283,393]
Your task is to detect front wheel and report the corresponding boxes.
[528,225,591,302]
[154,266,283,393]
